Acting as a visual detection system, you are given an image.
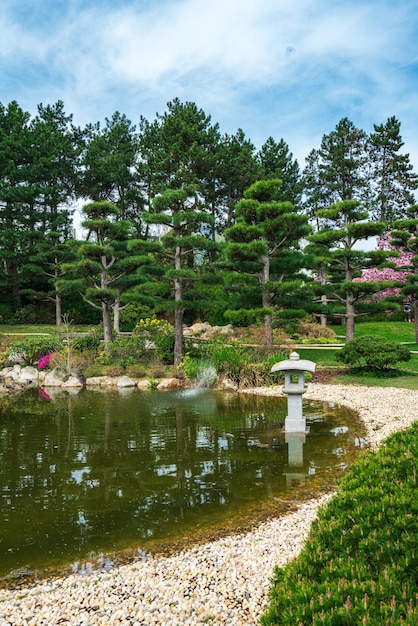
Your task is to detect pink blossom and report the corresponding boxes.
[355,233,413,301]
[38,387,51,400]
[38,353,52,370]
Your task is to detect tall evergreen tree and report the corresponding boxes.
[217,129,258,229]
[142,186,216,366]
[306,200,395,340]
[367,116,418,224]
[81,113,143,233]
[137,99,223,241]
[303,118,369,219]
[223,179,311,345]
[59,202,133,347]
[0,101,37,310]
[257,137,303,205]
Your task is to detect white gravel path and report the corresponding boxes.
[0,384,416,626]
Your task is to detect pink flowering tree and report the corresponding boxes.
[391,206,418,341]
[355,234,413,303]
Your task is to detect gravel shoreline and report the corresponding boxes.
[0,383,417,626]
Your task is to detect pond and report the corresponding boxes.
[0,387,367,583]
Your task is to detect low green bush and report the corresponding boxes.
[261,422,418,625]
[133,318,175,363]
[6,334,63,365]
[296,317,338,341]
[337,335,411,370]
[71,334,101,353]
[99,336,146,367]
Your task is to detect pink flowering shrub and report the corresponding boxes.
[37,353,53,370]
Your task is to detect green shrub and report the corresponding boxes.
[71,334,101,353]
[125,364,148,378]
[337,335,411,370]
[209,343,251,383]
[119,303,155,331]
[261,422,418,625]
[7,335,63,365]
[133,318,175,364]
[0,304,14,323]
[83,364,105,378]
[296,317,337,341]
[101,336,146,367]
[13,303,56,324]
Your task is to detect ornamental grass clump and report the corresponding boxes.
[260,422,418,625]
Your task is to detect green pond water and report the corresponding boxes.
[0,386,367,582]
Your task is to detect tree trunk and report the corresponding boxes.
[102,302,113,350]
[113,295,121,333]
[345,294,356,341]
[55,293,62,327]
[173,246,184,367]
[319,267,328,326]
[261,253,273,346]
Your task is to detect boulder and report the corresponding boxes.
[219,377,238,392]
[156,377,181,390]
[86,376,116,387]
[62,376,85,388]
[137,379,152,390]
[117,375,136,388]
[18,366,39,385]
[43,368,67,387]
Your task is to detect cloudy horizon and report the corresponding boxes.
[1,0,418,170]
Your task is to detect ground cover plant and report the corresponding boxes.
[260,422,418,625]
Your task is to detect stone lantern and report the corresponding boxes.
[270,351,316,433]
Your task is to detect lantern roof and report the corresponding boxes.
[270,351,316,373]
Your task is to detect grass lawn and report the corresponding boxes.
[297,347,418,390]
[0,324,93,335]
[329,320,417,343]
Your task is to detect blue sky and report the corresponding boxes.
[2,0,418,170]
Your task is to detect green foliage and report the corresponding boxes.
[208,342,286,386]
[119,303,155,331]
[98,336,146,367]
[7,335,63,365]
[13,303,56,325]
[0,304,15,323]
[180,357,213,381]
[133,317,175,363]
[337,335,411,369]
[296,317,337,341]
[224,307,271,327]
[71,334,101,353]
[261,422,418,625]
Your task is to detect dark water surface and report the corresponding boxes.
[0,387,367,581]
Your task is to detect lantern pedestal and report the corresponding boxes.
[270,351,316,433]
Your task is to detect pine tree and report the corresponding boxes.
[303,118,369,218]
[367,116,418,224]
[307,200,395,340]
[59,201,133,347]
[142,186,216,366]
[223,179,311,345]
[257,136,303,205]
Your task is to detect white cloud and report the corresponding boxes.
[1,0,418,170]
